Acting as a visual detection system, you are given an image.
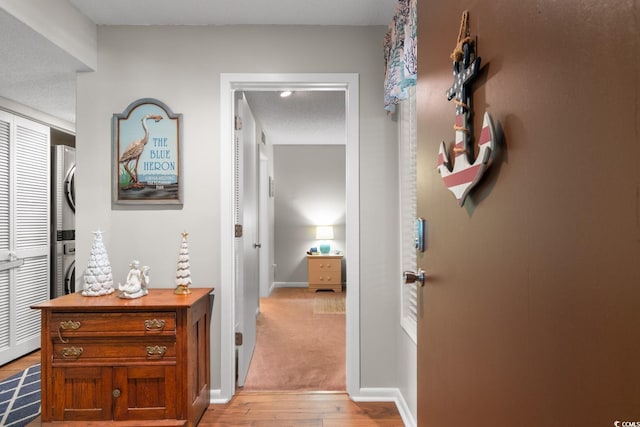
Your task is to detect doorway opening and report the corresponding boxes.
[219,73,360,401]
[241,136,346,391]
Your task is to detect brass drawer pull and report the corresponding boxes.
[144,319,166,330]
[62,346,83,358]
[58,321,81,343]
[60,320,81,330]
[146,345,167,357]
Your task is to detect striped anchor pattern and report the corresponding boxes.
[437,11,496,206]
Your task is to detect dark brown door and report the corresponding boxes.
[416,1,640,425]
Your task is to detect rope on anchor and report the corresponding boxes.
[453,124,470,134]
[450,10,473,63]
[453,99,469,110]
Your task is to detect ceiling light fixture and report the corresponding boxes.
[280,90,292,98]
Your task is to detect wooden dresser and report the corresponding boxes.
[32,287,214,427]
[307,255,343,292]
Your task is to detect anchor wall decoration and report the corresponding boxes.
[437,11,496,206]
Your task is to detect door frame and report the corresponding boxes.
[219,73,360,401]
[259,152,269,298]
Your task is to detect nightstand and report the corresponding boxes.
[307,255,343,292]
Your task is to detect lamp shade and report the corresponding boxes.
[315,226,334,240]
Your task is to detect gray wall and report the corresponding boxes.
[75,25,403,395]
[273,145,345,283]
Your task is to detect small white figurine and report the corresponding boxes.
[117,260,149,299]
[142,265,150,289]
[82,230,115,297]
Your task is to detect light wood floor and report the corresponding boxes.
[1,350,405,427]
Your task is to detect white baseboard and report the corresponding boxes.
[351,387,416,427]
[272,281,307,288]
[209,389,230,404]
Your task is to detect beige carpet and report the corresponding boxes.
[242,288,346,392]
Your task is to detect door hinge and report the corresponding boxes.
[235,116,242,130]
[235,224,243,237]
[235,332,243,346]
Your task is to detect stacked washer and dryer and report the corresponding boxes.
[51,145,76,298]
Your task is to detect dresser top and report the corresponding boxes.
[32,287,214,311]
[307,254,343,259]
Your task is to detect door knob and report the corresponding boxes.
[404,269,426,287]
[253,243,262,248]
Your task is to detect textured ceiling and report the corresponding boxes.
[0,0,396,133]
[0,9,91,125]
[245,91,345,145]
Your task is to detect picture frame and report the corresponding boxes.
[112,98,183,207]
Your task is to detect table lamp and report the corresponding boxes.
[315,226,334,254]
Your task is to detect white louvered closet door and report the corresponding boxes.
[399,86,418,343]
[0,111,50,365]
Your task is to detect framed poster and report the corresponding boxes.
[112,98,183,207]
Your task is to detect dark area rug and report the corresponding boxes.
[0,364,40,427]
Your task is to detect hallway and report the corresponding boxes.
[242,287,346,392]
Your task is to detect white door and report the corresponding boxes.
[399,87,418,342]
[234,93,259,387]
[0,111,50,365]
[259,154,270,298]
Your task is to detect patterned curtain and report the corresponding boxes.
[383,0,417,112]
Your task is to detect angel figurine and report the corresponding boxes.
[117,260,150,299]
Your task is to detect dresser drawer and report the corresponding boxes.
[51,312,176,338]
[308,259,341,275]
[53,340,176,362]
[309,271,341,284]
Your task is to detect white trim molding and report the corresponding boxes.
[0,96,75,134]
[352,388,416,427]
[219,73,360,401]
[272,281,307,288]
[209,389,229,404]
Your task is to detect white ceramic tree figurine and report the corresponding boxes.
[174,231,192,295]
[82,230,115,296]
